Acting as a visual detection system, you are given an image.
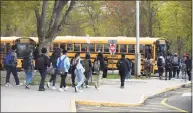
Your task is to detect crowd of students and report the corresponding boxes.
[4,45,191,92]
[143,52,192,81]
[4,45,110,92]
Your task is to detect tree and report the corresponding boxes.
[34,0,75,51]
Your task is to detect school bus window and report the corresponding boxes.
[49,44,53,51]
[140,45,144,53]
[128,45,135,53]
[89,44,95,52]
[60,43,66,50]
[67,44,73,51]
[120,44,127,53]
[53,44,59,49]
[0,43,6,53]
[104,44,109,53]
[96,44,103,52]
[74,44,80,52]
[6,43,11,52]
[81,44,87,52]
[116,45,119,53]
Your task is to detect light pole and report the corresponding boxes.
[135,0,141,77]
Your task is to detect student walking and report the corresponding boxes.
[157,53,165,80]
[116,54,130,88]
[94,52,105,90]
[165,53,172,80]
[56,50,70,92]
[185,54,192,81]
[70,53,79,87]
[47,48,61,90]
[82,53,92,88]
[181,55,187,80]
[36,48,50,91]
[172,53,180,79]
[74,53,85,93]
[4,45,23,87]
[22,50,34,89]
[103,57,108,79]
[143,56,152,78]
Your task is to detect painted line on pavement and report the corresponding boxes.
[161,98,188,113]
[71,82,191,111]
[182,92,191,97]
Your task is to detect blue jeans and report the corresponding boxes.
[76,72,84,89]
[24,70,33,85]
[126,70,132,79]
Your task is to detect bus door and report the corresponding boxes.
[144,45,152,59]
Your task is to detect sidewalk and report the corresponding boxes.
[1,78,190,112]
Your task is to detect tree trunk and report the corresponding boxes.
[38,37,51,55]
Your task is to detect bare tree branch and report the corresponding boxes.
[48,0,59,33]
[58,1,76,31]
[40,1,48,38]
[46,0,68,39]
[34,8,41,37]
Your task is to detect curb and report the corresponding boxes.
[71,82,191,111]
[70,100,77,112]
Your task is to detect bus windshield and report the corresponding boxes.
[15,38,36,58]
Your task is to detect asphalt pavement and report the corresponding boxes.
[166,87,191,112]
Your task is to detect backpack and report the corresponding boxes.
[22,57,33,70]
[165,56,171,67]
[36,54,46,70]
[57,57,67,75]
[157,57,163,67]
[82,59,90,73]
[94,60,100,72]
[4,52,15,67]
[173,57,179,65]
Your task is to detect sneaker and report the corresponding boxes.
[59,88,64,92]
[94,83,98,89]
[16,83,23,87]
[86,85,90,88]
[75,86,78,92]
[25,85,30,89]
[47,82,50,88]
[77,89,83,93]
[82,83,86,88]
[120,86,124,89]
[38,88,45,91]
[64,86,69,91]
[52,86,56,90]
[5,83,12,87]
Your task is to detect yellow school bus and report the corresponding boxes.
[0,36,169,74]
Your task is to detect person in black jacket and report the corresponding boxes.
[22,49,34,89]
[36,48,50,91]
[33,44,39,70]
[82,53,92,88]
[47,48,61,90]
[94,52,105,90]
[165,53,172,80]
[185,54,192,81]
[116,54,130,88]
[103,57,108,79]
